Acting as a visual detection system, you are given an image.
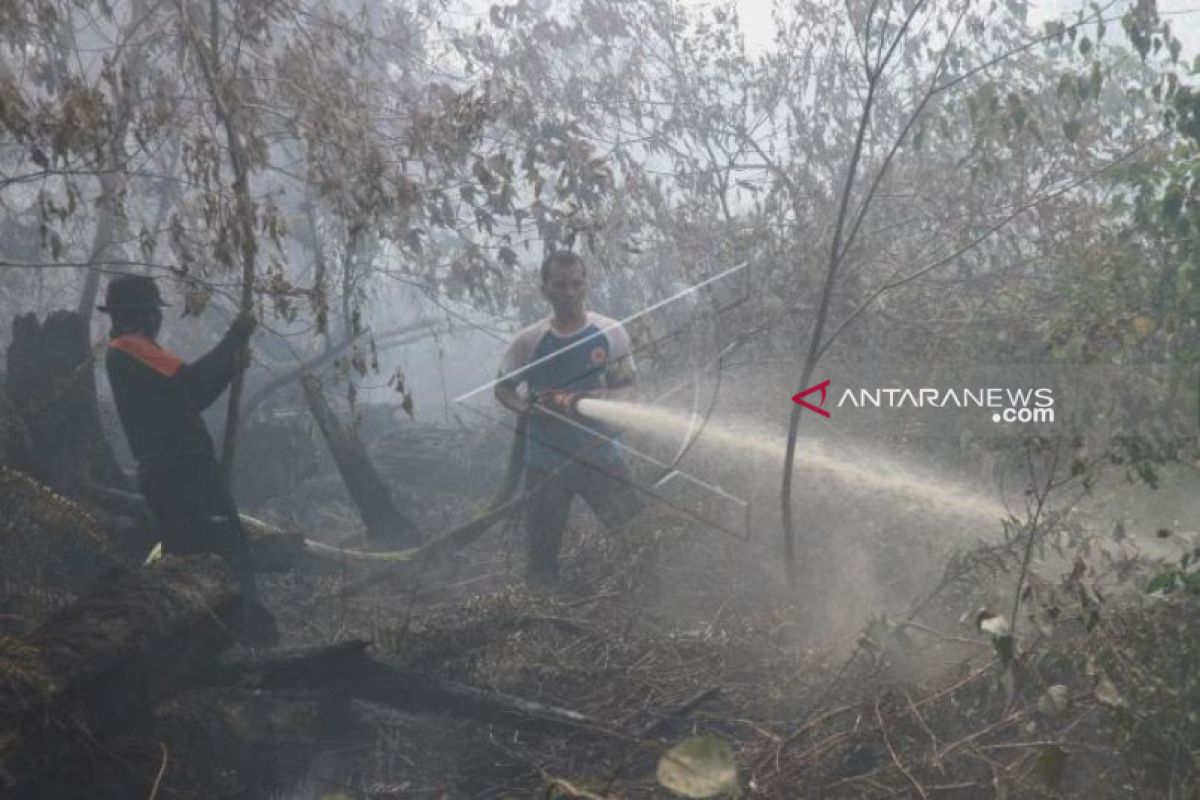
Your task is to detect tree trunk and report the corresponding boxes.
[76,174,127,318]
[4,311,128,495]
[300,374,419,548]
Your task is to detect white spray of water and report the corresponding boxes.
[577,398,1007,520]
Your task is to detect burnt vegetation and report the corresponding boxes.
[0,0,1198,797]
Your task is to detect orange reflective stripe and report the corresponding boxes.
[109,334,183,377]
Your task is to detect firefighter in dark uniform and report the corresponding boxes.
[99,275,277,643]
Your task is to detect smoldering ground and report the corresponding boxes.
[2,308,1194,799]
[225,359,1189,798]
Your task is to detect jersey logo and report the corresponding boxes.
[589,346,607,364]
[109,334,183,377]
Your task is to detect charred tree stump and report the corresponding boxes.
[0,389,33,472]
[300,374,418,549]
[0,555,244,795]
[5,311,127,495]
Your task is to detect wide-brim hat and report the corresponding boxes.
[97,275,171,313]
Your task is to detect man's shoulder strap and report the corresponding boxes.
[109,334,184,377]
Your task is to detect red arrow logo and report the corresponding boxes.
[792,379,831,418]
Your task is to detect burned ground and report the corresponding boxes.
[1,369,1197,800]
[228,417,1197,799]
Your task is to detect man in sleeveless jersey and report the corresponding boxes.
[495,251,643,585]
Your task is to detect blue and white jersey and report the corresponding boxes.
[498,312,636,468]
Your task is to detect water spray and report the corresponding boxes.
[575,398,1006,521]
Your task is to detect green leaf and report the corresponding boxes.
[1037,745,1068,788]
[657,735,740,798]
[1145,569,1179,594]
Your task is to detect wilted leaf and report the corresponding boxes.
[388,368,415,418]
[183,284,211,317]
[139,226,156,260]
[1036,745,1068,788]
[656,735,739,798]
[1130,315,1156,338]
[1037,684,1070,716]
[405,228,424,254]
[978,611,1009,637]
[1094,674,1125,708]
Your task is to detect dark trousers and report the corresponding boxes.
[524,455,643,579]
[139,456,252,577]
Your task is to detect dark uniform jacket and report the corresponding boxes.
[106,329,248,559]
[106,330,243,472]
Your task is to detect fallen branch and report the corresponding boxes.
[208,639,630,740]
[637,686,723,739]
[876,696,927,799]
